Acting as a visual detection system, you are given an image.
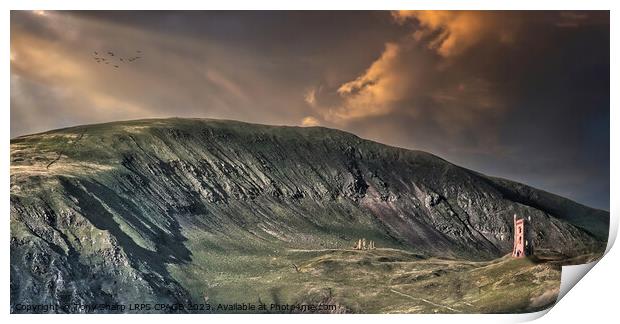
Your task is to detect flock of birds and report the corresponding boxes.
[92,50,143,68]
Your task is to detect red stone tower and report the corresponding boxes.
[512,214,530,258]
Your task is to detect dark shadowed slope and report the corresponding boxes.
[10,118,608,312]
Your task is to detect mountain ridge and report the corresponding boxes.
[13,117,609,212]
[10,117,608,312]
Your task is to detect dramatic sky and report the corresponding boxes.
[10,11,609,210]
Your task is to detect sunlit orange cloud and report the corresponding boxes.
[316,11,515,126]
[323,42,409,123]
[393,10,515,58]
[300,116,320,127]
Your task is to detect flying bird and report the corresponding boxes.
[93,49,143,68]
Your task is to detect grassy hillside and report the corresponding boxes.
[168,247,562,313]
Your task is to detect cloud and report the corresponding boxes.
[10,15,153,132]
[429,77,501,134]
[322,42,409,122]
[320,29,503,128]
[300,116,320,127]
[10,11,326,137]
[11,32,89,84]
[304,86,321,107]
[205,69,249,103]
[309,10,506,153]
[316,11,515,126]
[393,11,516,58]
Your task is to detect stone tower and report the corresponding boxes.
[512,214,531,257]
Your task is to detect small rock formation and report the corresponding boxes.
[425,192,442,208]
[353,238,376,250]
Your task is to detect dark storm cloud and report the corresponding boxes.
[10,11,609,210]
